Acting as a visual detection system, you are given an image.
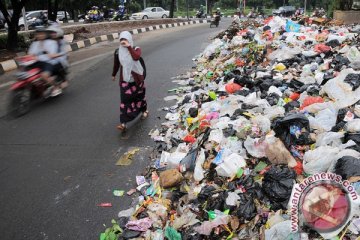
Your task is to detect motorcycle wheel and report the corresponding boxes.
[8,88,31,117]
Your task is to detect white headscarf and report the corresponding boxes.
[118,31,143,82]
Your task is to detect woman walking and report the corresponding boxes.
[112,31,148,131]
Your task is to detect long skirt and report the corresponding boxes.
[120,80,147,124]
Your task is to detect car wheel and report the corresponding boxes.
[162,14,167,18]
[142,15,148,19]
[19,25,25,31]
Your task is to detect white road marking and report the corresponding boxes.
[0,80,14,89]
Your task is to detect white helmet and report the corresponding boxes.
[47,25,64,38]
[217,8,220,10]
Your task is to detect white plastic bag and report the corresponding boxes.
[215,153,246,177]
[303,146,340,174]
[194,149,206,181]
[315,132,344,147]
[321,69,360,109]
[251,115,271,134]
[308,108,337,132]
[244,136,267,158]
[345,119,360,133]
[347,46,360,70]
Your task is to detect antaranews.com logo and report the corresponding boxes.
[290,172,359,238]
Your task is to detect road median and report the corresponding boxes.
[0,19,209,74]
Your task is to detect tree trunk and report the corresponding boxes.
[0,0,26,51]
[47,0,59,21]
[169,0,175,18]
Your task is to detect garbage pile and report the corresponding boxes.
[103,16,360,240]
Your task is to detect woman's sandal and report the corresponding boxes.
[117,123,126,131]
[141,110,149,120]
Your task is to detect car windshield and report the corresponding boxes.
[143,8,152,12]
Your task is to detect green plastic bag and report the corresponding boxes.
[165,226,181,240]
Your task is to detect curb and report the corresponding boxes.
[177,15,236,19]
[0,19,209,74]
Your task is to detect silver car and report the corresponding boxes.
[131,7,169,20]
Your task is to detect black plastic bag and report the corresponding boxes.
[335,156,360,180]
[236,194,257,223]
[284,101,300,112]
[344,73,360,91]
[266,93,280,106]
[272,113,310,148]
[262,166,296,210]
[189,108,199,118]
[326,39,341,48]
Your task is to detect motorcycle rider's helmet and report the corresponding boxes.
[92,6,96,9]
[103,6,107,9]
[217,8,220,10]
[47,25,64,38]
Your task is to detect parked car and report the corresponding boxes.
[57,11,71,21]
[272,6,296,17]
[131,7,169,20]
[9,10,48,31]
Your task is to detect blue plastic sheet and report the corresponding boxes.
[285,20,300,32]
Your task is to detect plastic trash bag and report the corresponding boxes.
[226,192,240,206]
[262,166,296,210]
[268,46,302,61]
[125,218,152,232]
[172,209,199,230]
[344,73,360,90]
[236,194,257,222]
[345,119,360,133]
[347,46,360,70]
[265,220,300,240]
[272,113,310,148]
[303,146,340,174]
[202,38,223,58]
[315,132,344,147]
[308,107,338,132]
[300,96,324,110]
[193,214,230,236]
[335,156,360,180]
[215,153,246,177]
[194,148,206,181]
[118,208,135,218]
[265,136,297,167]
[321,69,360,109]
[251,115,271,134]
[165,226,181,240]
[244,136,267,158]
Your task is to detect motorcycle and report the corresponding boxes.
[112,10,130,21]
[28,17,48,30]
[195,10,207,18]
[8,56,67,117]
[85,12,104,23]
[210,13,220,28]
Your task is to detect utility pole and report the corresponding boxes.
[304,0,307,15]
[186,0,189,19]
[22,7,28,31]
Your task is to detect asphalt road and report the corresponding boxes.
[0,19,231,239]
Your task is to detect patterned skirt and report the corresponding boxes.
[120,81,147,124]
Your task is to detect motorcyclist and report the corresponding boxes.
[39,11,48,24]
[199,5,204,16]
[103,6,110,19]
[28,28,61,96]
[119,5,126,15]
[48,25,69,89]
